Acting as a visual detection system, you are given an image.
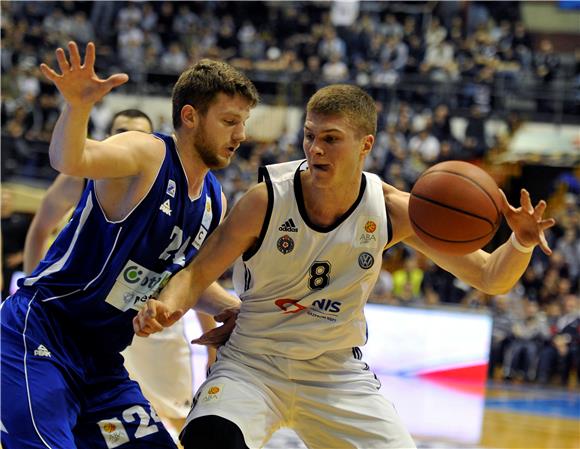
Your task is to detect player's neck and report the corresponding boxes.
[301,171,363,227]
[172,133,208,199]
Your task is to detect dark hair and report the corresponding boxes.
[108,109,153,134]
[172,59,259,129]
[306,84,377,137]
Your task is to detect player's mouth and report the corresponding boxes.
[311,163,331,172]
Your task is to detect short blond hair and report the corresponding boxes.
[306,84,377,137]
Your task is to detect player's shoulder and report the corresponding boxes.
[382,181,409,203]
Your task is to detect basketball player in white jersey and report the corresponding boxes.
[22,109,217,440]
[135,84,555,449]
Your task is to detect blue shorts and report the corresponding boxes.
[1,292,176,449]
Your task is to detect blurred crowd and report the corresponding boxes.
[1,1,578,387]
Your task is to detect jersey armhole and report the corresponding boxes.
[242,167,274,261]
[384,196,393,248]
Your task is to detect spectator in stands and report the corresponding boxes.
[1,190,32,299]
[488,294,518,379]
[408,127,440,166]
[392,254,424,305]
[536,294,580,385]
[503,299,550,381]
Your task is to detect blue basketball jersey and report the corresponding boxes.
[17,133,223,354]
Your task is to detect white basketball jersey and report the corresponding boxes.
[230,160,391,359]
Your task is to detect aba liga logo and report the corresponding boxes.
[358,252,374,269]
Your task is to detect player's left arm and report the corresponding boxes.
[385,184,555,295]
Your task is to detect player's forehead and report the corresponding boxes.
[207,92,252,120]
[304,111,352,135]
[111,116,152,134]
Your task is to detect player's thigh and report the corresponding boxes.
[185,371,285,449]
[1,324,79,449]
[294,384,416,449]
[74,379,176,449]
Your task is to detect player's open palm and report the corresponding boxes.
[40,41,128,108]
[499,188,556,255]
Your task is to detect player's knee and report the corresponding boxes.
[180,415,249,449]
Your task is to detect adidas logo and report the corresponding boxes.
[34,344,51,357]
[279,218,298,232]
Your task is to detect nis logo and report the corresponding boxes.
[275,298,342,316]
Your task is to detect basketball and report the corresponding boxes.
[408,161,503,255]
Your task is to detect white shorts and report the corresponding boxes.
[123,311,198,419]
[185,344,415,449]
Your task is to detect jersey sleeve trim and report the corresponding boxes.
[242,167,274,261]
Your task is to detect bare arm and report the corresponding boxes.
[133,183,268,335]
[40,41,157,180]
[23,175,84,273]
[385,184,555,295]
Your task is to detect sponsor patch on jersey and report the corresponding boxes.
[159,199,172,216]
[277,235,294,254]
[105,260,172,312]
[166,179,176,198]
[358,252,375,269]
[202,384,224,403]
[275,298,307,314]
[355,215,379,248]
[98,418,130,448]
[307,298,342,322]
[192,226,208,250]
[278,218,298,232]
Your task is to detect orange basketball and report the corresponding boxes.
[408,161,503,255]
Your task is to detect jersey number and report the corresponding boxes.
[308,261,331,290]
[159,225,190,266]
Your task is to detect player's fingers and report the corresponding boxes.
[103,73,129,91]
[539,218,556,230]
[39,63,61,82]
[498,189,517,215]
[162,309,183,327]
[68,41,82,69]
[538,233,552,256]
[520,189,534,214]
[55,48,70,73]
[533,200,547,220]
[83,42,96,70]
[145,300,157,319]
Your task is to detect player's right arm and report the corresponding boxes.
[133,183,268,336]
[40,41,157,180]
[23,175,85,273]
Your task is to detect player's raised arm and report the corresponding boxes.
[133,183,268,336]
[384,183,555,295]
[40,41,152,180]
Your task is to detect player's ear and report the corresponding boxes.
[180,105,197,129]
[360,134,374,156]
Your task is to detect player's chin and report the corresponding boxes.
[209,154,233,170]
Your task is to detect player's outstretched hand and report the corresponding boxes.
[133,299,183,337]
[191,307,240,348]
[499,189,556,255]
[39,41,128,108]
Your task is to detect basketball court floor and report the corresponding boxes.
[264,378,580,449]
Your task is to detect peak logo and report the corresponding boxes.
[275,298,307,314]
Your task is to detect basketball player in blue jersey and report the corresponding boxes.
[0,41,258,449]
[135,84,555,449]
[22,109,218,441]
